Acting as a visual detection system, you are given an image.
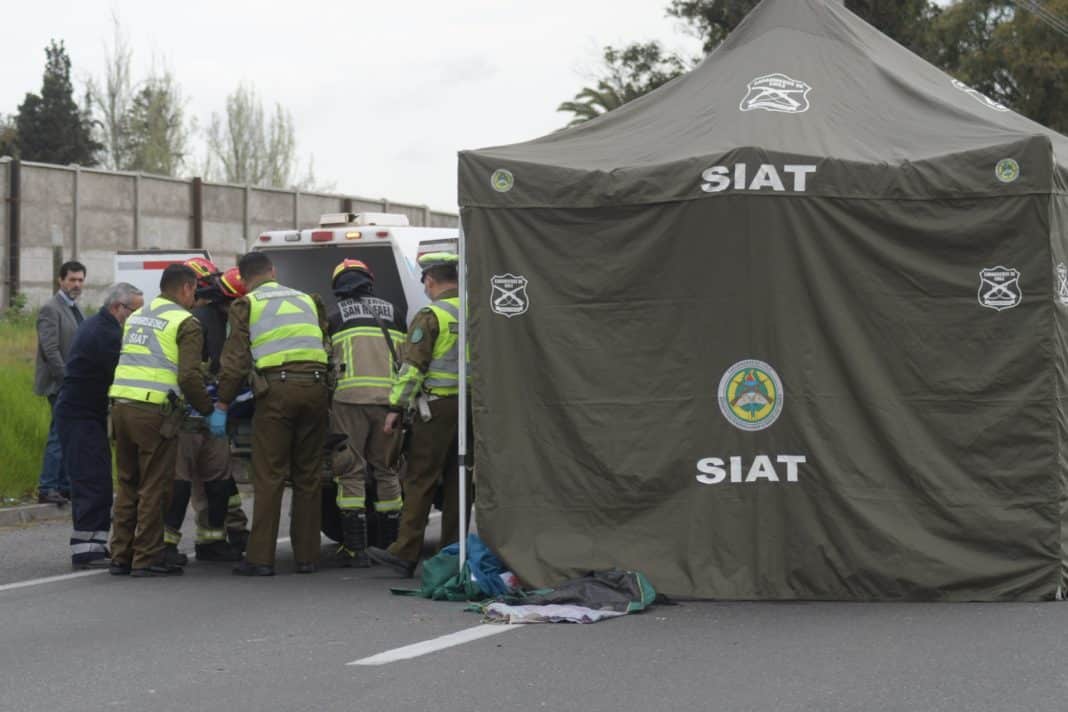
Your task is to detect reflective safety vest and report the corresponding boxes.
[333,323,404,405]
[425,297,461,397]
[109,297,192,404]
[248,281,327,369]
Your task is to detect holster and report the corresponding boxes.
[251,369,270,398]
[159,406,184,439]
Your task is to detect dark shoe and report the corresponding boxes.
[366,546,416,577]
[109,560,131,576]
[227,530,249,554]
[162,543,188,567]
[58,489,71,500]
[130,563,184,577]
[37,489,67,506]
[72,557,111,570]
[232,560,274,577]
[335,546,372,569]
[378,511,401,549]
[195,540,243,562]
[295,561,318,574]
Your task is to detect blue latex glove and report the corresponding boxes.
[208,407,228,438]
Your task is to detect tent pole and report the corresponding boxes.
[457,216,468,570]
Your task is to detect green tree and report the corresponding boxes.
[204,82,322,189]
[665,0,940,55]
[931,0,1068,133]
[124,71,189,176]
[15,40,100,165]
[206,82,296,187]
[559,0,942,126]
[557,42,692,126]
[0,114,16,157]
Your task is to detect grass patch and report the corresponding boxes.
[0,314,49,501]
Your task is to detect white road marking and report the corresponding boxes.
[0,536,294,594]
[0,569,106,592]
[347,624,524,666]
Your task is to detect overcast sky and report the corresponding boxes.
[0,1,704,213]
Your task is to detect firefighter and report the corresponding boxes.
[367,252,471,577]
[163,264,249,565]
[108,264,213,577]
[213,252,330,576]
[327,259,406,567]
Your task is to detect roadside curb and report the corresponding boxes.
[0,503,70,527]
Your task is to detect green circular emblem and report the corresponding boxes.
[410,327,424,344]
[995,158,1020,184]
[717,359,784,432]
[491,169,514,193]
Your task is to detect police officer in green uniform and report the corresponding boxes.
[108,264,213,577]
[213,252,330,576]
[367,252,472,577]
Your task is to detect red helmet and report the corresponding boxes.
[331,259,374,286]
[218,267,247,299]
[184,257,220,288]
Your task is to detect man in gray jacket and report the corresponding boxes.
[34,261,86,504]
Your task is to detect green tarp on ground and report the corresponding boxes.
[458,0,1068,600]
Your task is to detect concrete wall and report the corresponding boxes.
[0,159,457,309]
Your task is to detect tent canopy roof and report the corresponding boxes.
[459,0,1067,207]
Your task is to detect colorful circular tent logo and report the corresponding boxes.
[718,359,784,431]
[491,169,515,193]
[995,158,1020,183]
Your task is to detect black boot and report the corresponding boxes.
[196,481,243,561]
[337,510,371,568]
[379,511,401,549]
[162,543,188,568]
[164,480,192,534]
[195,540,243,562]
[227,529,249,554]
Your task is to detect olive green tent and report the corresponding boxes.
[458,0,1068,600]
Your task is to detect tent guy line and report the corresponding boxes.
[0,537,293,594]
[346,623,524,666]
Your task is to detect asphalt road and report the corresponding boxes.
[4,501,1068,712]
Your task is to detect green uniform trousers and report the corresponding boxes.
[331,403,403,512]
[387,396,473,563]
[246,378,329,567]
[193,487,249,538]
[165,430,248,544]
[111,401,179,570]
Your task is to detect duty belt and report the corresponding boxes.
[263,370,325,383]
[111,397,164,413]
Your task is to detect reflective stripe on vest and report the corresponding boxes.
[425,297,460,396]
[334,325,403,397]
[248,282,327,369]
[108,297,191,404]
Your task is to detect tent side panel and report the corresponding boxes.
[468,192,1059,601]
[1053,189,1068,593]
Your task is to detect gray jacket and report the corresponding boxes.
[34,292,81,397]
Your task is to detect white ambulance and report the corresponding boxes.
[251,212,458,324]
[113,249,213,302]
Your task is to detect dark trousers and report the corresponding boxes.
[56,415,112,563]
[38,394,70,494]
[388,396,473,563]
[246,379,329,567]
